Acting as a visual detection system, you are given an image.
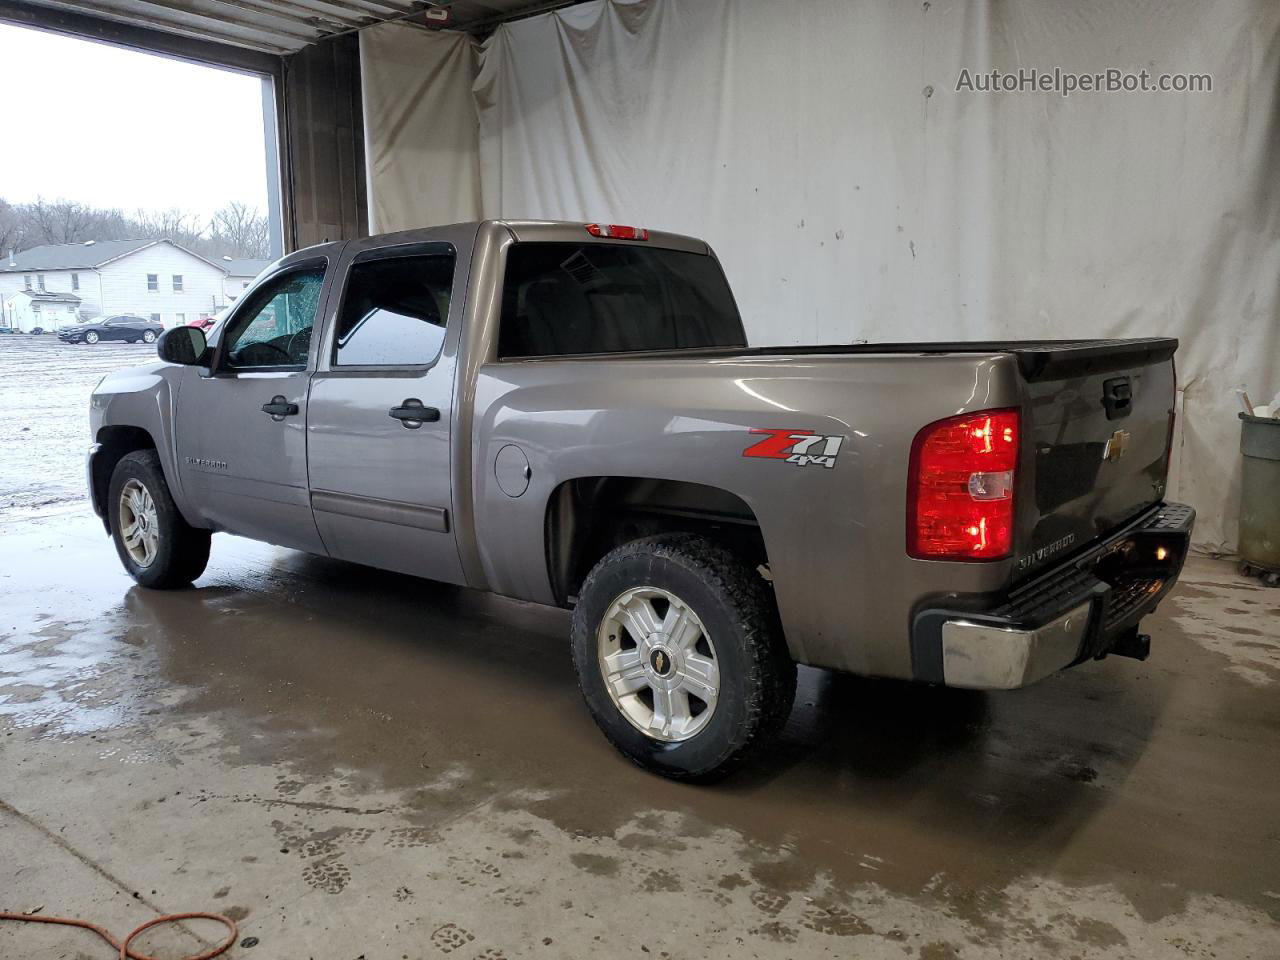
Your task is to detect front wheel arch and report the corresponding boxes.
[91,426,159,531]
[108,449,210,588]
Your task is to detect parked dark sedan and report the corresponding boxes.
[58,315,164,345]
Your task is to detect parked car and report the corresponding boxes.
[86,220,1194,781]
[190,307,230,334]
[29,326,45,335]
[0,326,16,334]
[59,315,164,345]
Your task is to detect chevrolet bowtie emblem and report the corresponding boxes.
[1103,429,1131,463]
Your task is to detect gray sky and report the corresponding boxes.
[0,24,270,220]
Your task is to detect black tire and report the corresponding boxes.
[571,534,796,782]
[108,449,211,588]
[142,330,157,344]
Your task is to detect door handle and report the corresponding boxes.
[261,395,299,419]
[389,398,440,429]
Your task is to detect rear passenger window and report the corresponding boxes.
[334,252,455,366]
[498,242,745,359]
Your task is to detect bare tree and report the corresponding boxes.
[209,202,270,259]
[22,197,130,245]
[0,199,27,257]
[1,196,271,261]
[131,207,206,251]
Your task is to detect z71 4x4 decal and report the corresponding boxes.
[742,429,844,469]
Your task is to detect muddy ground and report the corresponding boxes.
[0,337,1278,959]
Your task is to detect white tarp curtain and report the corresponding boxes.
[360,23,481,232]
[364,0,1280,552]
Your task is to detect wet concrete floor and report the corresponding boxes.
[1,501,1278,959]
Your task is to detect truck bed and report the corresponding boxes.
[519,338,1180,384]
[732,338,1179,382]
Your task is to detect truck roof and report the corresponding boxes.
[349,219,712,255]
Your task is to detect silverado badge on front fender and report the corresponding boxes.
[742,429,844,469]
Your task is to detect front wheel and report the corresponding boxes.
[108,450,211,588]
[571,534,796,781]
[84,331,99,344]
[142,330,157,343]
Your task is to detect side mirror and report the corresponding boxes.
[157,326,208,366]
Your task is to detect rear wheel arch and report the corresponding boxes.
[543,476,771,607]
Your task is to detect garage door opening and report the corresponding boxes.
[0,20,282,514]
[0,22,282,336]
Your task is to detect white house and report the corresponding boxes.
[219,257,272,303]
[0,239,229,330]
[2,289,82,331]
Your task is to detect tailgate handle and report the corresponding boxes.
[1102,377,1133,420]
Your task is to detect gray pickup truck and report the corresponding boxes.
[87,220,1194,780]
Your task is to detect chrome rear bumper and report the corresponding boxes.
[939,601,1092,690]
[911,502,1195,690]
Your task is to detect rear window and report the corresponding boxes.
[498,242,745,359]
[334,252,454,367]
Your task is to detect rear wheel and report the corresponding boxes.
[108,450,211,588]
[571,534,796,781]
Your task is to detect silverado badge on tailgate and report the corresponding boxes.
[742,429,844,469]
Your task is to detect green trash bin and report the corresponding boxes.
[1239,412,1280,585]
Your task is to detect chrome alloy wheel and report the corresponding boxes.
[597,586,720,742]
[118,478,160,567]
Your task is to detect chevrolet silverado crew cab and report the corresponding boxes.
[87,220,1194,780]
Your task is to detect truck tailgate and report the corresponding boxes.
[1014,338,1178,578]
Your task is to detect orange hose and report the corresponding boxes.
[0,909,238,960]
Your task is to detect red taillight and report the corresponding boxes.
[907,408,1020,561]
[585,223,649,240]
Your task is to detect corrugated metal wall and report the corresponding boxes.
[283,34,369,250]
[4,0,587,53]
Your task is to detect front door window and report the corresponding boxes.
[221,267,325,370]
